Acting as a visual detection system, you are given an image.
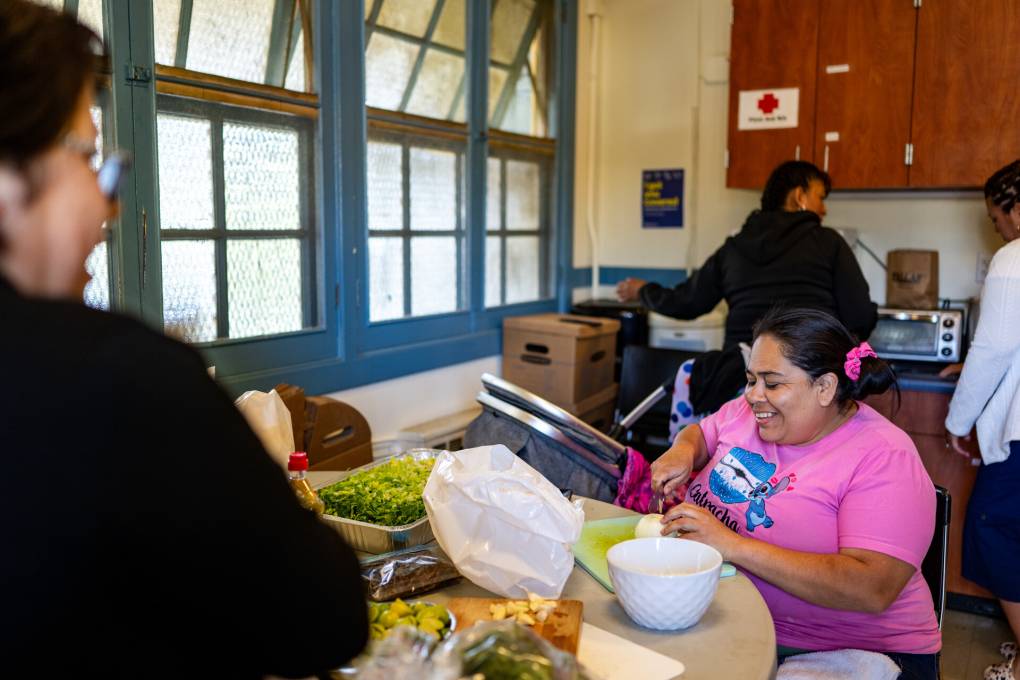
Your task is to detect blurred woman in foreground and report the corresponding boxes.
[0,3,367,677]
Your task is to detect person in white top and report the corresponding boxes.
[942,159,1020,680]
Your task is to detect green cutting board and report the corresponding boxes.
[573,516,737,592]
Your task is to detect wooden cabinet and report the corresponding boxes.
[727,0,818,189]
[814,0,915,188]
[728,0,1020,190]
[909,0,1020,188]
[866,389,993,600]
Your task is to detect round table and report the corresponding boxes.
[309,474,777,679]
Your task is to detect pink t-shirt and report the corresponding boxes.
[685,397,941,654]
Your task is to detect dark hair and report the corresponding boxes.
[984,160,1020,214]
[0,0,106,167]
[752,307,898,408]
[760,160,832,212]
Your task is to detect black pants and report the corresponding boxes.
[778,651,938,680]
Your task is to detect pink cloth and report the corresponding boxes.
[614,448,686,514]
[687,397,940,654]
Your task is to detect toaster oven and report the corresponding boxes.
[868,307,964,363]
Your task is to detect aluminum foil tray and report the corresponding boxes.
[315,449,439,554]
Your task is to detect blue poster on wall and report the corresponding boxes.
[642,168,684,228]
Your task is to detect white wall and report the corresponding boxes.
[574,0,759,276]
[324,356,499,441]
[573,0,1000,304]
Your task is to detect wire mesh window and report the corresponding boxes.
[485,151,550,307]
[364,0,467,121]
[489,0,554,137]
[153,0,314,92]
[156,96,317,343]
[367,132,466,321]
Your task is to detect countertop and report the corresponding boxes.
[890,362,959,395]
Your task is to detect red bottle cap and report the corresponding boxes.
[288,452,309,471]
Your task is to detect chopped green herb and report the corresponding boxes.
[319,456,435,526]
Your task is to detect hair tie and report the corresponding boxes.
[844,342,877,381]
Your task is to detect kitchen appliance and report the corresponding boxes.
[869,307,964,363]
[647,307,725,352]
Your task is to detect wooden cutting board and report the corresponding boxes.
[445,597,584,654]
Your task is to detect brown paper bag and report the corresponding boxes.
[886,250,939,309]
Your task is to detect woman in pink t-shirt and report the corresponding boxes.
[651,308,940,680]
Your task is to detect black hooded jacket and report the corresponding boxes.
[639,210,878,348]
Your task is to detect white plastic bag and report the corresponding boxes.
[422,445,585,599]
[234,389,294,469]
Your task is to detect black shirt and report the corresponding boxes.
[640,210,878,347]
[0,277,368,679]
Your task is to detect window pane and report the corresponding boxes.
[84,239,110,311]
[284,28,306,92]
[227,239,303,338]
[433,0,465,50]
[369,237,405,321]
[506,236,540,304]
[377,0,437,38]
[153,0,182,65]
[186,0,274,84]
[404,49,464,120]
[490,0,553,137]
[506,159,540,230]
[157,114,215,230]
[367,141,403,231]
[162,240,218,342]
[411,237,457,316]
[77,0,104,41]
[491,0,533,64]
[365,33,418,110]
[487,157,501,231]
[488,67,508,119]
[500,66,537,136]
[485,235,501,308]
[410,147,456,231]
[223,122,301,231]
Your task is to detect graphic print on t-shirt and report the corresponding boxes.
[706,447,795,532]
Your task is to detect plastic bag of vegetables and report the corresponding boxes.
[429,621,593,680]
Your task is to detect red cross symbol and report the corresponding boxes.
[757,93,780,114]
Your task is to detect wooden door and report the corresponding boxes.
[814,0,916,188]
[727,0,819,189]
[910,0,1020,187]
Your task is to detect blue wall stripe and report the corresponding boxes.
[571,266,688,289]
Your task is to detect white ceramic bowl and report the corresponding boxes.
[607,537,723,630]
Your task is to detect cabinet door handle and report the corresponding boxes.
[823,145,830,172]
[795,144,801,161]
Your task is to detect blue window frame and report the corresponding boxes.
[68,0,576,396]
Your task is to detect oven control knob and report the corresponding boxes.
[942,333,954,342]
[943,318,955,328]
[941,348,952,357]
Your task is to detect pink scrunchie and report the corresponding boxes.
[844,341,878,381]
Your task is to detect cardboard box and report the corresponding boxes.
[503,313,620,406]
[564,383,619,432]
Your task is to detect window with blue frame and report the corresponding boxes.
[37,0,575,394]
[363,0,558,322]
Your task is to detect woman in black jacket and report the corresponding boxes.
[617,161,877,420]
[0,3,367,677]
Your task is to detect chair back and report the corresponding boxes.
[921,485,951,629]
[616,346,700,455]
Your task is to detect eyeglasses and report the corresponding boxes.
[63,134,131,199]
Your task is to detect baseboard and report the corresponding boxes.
[947,593,1003,618]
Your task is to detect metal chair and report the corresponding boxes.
[922,485,951,630]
